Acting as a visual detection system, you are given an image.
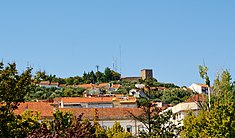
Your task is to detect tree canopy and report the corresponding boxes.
[181,69,235,137]
[33,67,121,85]
[0,62,32,137]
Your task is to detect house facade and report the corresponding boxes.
[59,97,114,108]
[60,108,145,136]
[189,83,212,95]
[39,81,60,88]
[162,94,206,127]
[58,96,137,109]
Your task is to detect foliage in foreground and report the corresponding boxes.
[28,110,95,138]
[132,82,180,138]
[0,62,32,137]
[181,69,235,138]
[106,122,134,138]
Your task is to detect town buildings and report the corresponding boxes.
[161,94,206,127]
[15,98,144,136]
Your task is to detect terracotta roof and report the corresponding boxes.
[115,94,125,97]
[61,97,114,103]
[39,81,50,85]
[96,83,109,88]
[150,87,157,90]
[59,84,67,87]
[112,84,121,89]
[119,100,137,104]
[77,84,94,89]
[185,94,207,103]
[60,108,144,120]
[157,87,166,91]
[196,84,209,87]
[14,102,54,118]
[50,82,59,86]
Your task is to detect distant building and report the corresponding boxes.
[141,69,153,80]
[58,96,137,109]
[189,83,212,95]
[121,69,154,82]
[161,94,206,127]
[121,77,142,82]
[15,102,145,136]
[39,81,59,88]
[59,97,114,108]
[60,108,145,136]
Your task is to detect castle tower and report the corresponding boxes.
[141,69,153,80]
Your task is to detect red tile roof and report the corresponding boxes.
[119,100,137,104]
[77,84,94,89]
[111,84,121,89]
[61,97,114,103]
[157,87,166,91]
[39,81,50,85]
[59,84,67,87]
[50,82,59,86]
[196,84,209,87]
[60,108,144,120]
[14,102,54,118]
[96,83,109,88]
[185,94,207,103]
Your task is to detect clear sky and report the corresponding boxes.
[0,1,234,87]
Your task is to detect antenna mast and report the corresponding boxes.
[119,46,122,75]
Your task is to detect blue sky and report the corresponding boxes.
[0,1,234,86]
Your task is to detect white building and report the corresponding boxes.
[59,97,114,108]
[60,108,145,136]
[58,96,137,109]
[162,94,206,127]
[189,83,212,95]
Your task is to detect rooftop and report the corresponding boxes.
[14,102,54,118]
[60,108,144,120]
[185,94,207,103]
[61,97,115,103]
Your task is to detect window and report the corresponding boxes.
[202,87,208,94]
[178,113,181,119]
[138,125,144,133]
[102,125,107,130]
[126,125,132,133]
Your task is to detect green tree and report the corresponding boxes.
[9,110,41,138]
[111,70,121,81]
[182,70,235,137]
[181,111,208,138]
[199,65,210,86]
[34,70,47,83]
[0,62,32,137]
[104,67,112,82]
[131,82,179,137]
[96,71,105,83]
[106,122,133,138]
[28,110,95,138]
[66,77,75,85]
[89,70,96,84]
[213,70,234,104]
[94,122,107,138]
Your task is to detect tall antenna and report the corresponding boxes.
[113,56,118,72]
[112,56,115,71]
[119,45,122,75]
